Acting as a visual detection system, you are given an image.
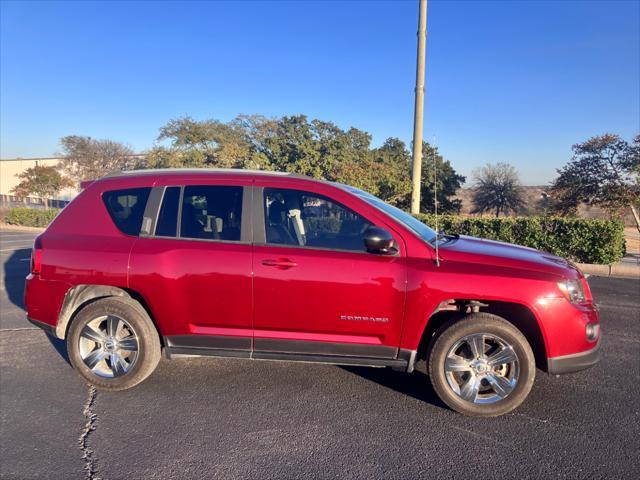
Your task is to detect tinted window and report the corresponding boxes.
[155,187,180,237]
[103,188,151,236]
[338,184,437,244]
[264,188,371,251]
[180,185,243,241]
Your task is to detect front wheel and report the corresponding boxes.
[67,296,161,390]
[428,313,535,416]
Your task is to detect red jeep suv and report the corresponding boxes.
[25,169,600,416]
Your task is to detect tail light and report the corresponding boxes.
[31,236,43,275]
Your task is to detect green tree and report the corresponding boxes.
[264,115,325,176]
[367,140,466,212]
[366,138,412,206]
[418,142,466,214]
[143,115,465,211]
[551,134,640,232]
[231,114,277,170]
[59,136,137,182]
[145,116,252,169]
[11,165,73,209]
[471,163,525,217]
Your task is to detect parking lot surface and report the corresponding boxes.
[1,229,639,479]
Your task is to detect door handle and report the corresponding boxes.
[262,258,298,269]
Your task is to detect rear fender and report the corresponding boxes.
[55,285,130,339]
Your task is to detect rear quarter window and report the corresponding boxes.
[102,187,151,236]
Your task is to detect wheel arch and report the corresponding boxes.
[418,299,549,372]
[55,285,161,342]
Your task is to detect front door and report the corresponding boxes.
[252,186,407,359]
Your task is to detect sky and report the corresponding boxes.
[1,0,638,185]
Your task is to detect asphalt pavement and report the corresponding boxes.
[1,229,639,479]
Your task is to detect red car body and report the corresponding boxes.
[25,170,600,375]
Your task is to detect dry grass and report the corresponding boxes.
[0,222,46,232]
[625,227,639,255]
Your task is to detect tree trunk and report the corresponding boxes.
[43,198,49,210]
[630,204,640,234]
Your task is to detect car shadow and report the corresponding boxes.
[2,248,71,366]
[3,249,29,310]
[45,333,71,366]
[340,366,449,411]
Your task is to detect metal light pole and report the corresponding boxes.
[410,0,427,214]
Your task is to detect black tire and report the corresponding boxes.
[67,296,161,391]
[428,313,535,417]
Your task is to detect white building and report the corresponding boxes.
[0,157,80,206]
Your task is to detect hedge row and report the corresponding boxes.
[4,208,61,228]
[1,207,625,265]
[415,214,625,265]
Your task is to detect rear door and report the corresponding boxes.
[251,184,407,359]
[129,179,254,356]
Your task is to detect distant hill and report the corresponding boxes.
[454,186,546,215]
[454,186,636,226]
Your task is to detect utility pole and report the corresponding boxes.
[410,0,427,214]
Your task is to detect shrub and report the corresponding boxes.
[4,208,61,228]
[415,214,625,265]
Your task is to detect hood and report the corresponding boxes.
[437,235,580,279]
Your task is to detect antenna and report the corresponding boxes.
[433,137,440,267]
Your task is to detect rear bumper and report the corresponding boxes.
[25,273,70,338]
[27,316,56,337]
[547,339,601,375]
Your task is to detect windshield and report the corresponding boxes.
[335,184,438,244]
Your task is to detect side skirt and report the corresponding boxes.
[165,347,409,368]
[164,335,416,370]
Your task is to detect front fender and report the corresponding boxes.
[400,259,554,356]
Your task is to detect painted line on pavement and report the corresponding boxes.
[0,327,38,332]
[0,235,38,240]
[0,304,27,314]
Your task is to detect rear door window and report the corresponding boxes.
[102,187,151,236]
[180,185,243,241]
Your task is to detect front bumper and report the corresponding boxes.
[547,338,601,375]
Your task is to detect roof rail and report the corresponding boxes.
[103,168,312,179]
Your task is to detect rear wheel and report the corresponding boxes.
[428,313,535,416]
[67,297,161,390]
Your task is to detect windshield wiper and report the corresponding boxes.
[432,232,458,244]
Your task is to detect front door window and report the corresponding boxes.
[264,188,371,252]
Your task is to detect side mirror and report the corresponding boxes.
[363,226,396,254]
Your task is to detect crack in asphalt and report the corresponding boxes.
[450,425,521,452]
[79,385,100,480]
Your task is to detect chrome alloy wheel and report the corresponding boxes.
[78,314,139,378]
[444,333,519,404]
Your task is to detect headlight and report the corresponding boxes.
[558,279,586,304]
